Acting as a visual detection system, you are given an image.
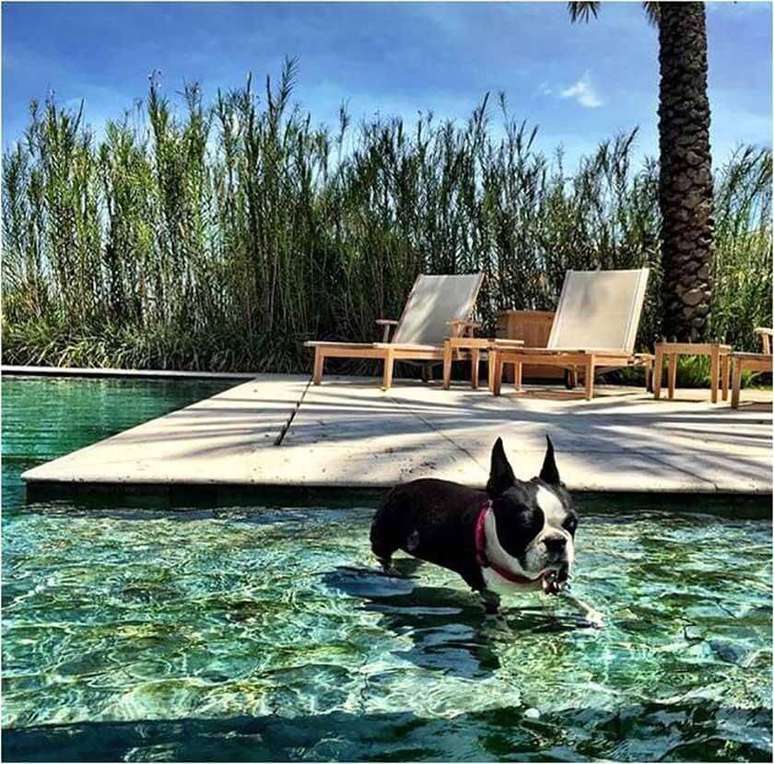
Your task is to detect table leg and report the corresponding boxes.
[667,353,677,400]
[710,345,719,404]
[487,350,495,392]
[492,352,503,396]
[731,357,742,409]
[645,359,653,393]
[721,354,730,401]
[442,341,452,390]
[514,360,522,391]
[584,355,595,401]
[470,348,480,390]
[653,347,663,399]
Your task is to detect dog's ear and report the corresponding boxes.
[487,437,516,496]
[539,435,561,487]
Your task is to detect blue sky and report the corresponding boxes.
[2,1,771,168]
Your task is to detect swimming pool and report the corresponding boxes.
[2,376,772,761]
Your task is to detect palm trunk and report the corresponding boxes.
[658,2,714,341]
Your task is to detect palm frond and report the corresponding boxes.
[642,1,661,26]
[569,1,660,26]
[568,2,600,23]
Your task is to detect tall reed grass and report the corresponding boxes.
[3,63,772,373]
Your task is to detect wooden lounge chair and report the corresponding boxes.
[305,273,484,390]
[730,327,773,408]
[491,268,653,400]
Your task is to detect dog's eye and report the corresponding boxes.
[563,517,577,533]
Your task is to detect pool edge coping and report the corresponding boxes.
[1,365,260,381]
[23,479,773,517]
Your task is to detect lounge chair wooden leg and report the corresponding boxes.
[667,353,677,400]
[721,354,730,401]
[584,355,595,401]
[653,347,663,399]
[731,357,742,409]
[443,341,453,390]
[382,350,395,391]
[470,348,480,390]
[514,360,522,391]
[492,352,503,396]
[313,348,325,385]
[487,351,495,392]
[710,346,720,404]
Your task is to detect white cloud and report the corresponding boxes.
[560,71,605,109]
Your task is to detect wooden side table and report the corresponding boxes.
[442,338,524,391]
[653,342,732,403]
[496,310,563,381]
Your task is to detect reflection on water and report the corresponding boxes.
[2,377,772,761]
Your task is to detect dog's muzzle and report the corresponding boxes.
[541,563,570,595]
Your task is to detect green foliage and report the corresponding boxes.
[710,147,773,346]
[2,64,772,376]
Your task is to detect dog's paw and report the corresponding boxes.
[480,590,501,616]
[583,609,605,629]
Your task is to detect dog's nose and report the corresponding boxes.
[544,536,567,554]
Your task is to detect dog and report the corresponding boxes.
[369,436,577,614]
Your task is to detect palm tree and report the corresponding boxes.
[569,2,713,342]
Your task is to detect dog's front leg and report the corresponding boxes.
[561,591,604,628]
[542,589,604,629]
[479,589,501,616]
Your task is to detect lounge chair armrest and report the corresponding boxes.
[376,319,399,342]
[753,327,773,336]
[446,319,481,337]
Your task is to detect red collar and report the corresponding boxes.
[475,501,536,586]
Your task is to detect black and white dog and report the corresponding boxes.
[370,436,579,616]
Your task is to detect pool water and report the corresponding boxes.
[2,377,772,762]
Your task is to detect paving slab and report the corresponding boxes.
[21,375,307,485]
[281,381,487,486]
[380,383,772,493]
[21,374,773,495]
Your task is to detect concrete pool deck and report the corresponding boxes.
[19,373,772,495]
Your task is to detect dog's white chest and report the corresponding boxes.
[481,566,540,595]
